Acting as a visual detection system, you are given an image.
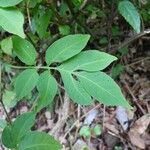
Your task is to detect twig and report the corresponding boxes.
[50,93,70,139]
[102,105,106,130]
[125,57,150,68]
[26,0,32,31]
[117,29,150,50]
[122,78,146,115]
[74,105,81,140]
[30,96,39,111]
[80,0,88,10]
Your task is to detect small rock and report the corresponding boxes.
[116,106,129,131]
[84,109,99,125]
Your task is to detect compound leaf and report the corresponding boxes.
[0,8,25,38]
[36,71,58,112]
[18,131,62,150]
[14,69,39,100]
[12,36,37,65]
[118,1,141,33]
[46,34,90,65]
[60,71,92,105]
[59,50,117,72]
[77,71,131,108]
[0,0,23,7]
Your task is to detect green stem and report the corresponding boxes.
[0,62,12,125]
[8,65,57,71]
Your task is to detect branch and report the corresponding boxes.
[117,29,150,50]
[50,93,70,139]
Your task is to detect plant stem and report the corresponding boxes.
[0,99,12,125]
[8,65,57,70]
[0,62,12,125]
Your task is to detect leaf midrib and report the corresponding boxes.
[70,73,88,100]
[73,59,114,71]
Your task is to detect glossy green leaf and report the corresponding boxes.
[14,69,39,100]
[0,8,25,38]
[2,125,16,148]
[12,36,37,65]
[11,112,36,145]
[59,50,117,72]
[77,71,131,108]
[118,1,141,33]
[18,131,62,150]
[46,34,90,65]
[0,0,23,7]
[36,71,58,112]
[0,37,13,55]
[60,71,92,105]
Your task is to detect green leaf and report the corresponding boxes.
[2,90,16,108]
[2,112,35,148]
[36,71,58,112]
[111,64,124,79]
[59,25,70,35]
[60,71,92,105]
[93,124,102,136]
[12,36,37,65]
[2,125,16,148]
[18,131,62,150]
[33,9,52,38]
[59,50,117,72]
[0,0,23,7]
[79,126,91,138]
[0,119,7,129]
[77,71,131,108]
[11,112,36,145]
[118,1,141,33]
[118,47,129,56]
[46,34,90,65]
[0,8,25,38]
[99,36,108,45]
[0,37,13,55]
[14,69,39,100]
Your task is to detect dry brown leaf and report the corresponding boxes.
[128,114,150,149]
[104,123,119,135]
[133,113,150,134]
[128,130,145,149]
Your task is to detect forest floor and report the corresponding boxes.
[0,36,150,150]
